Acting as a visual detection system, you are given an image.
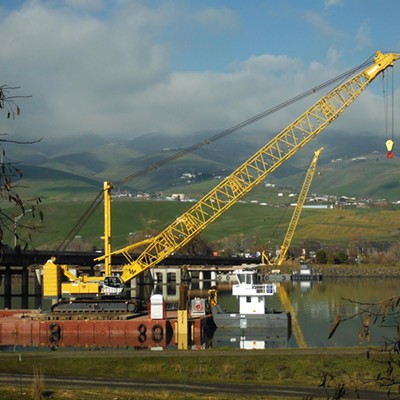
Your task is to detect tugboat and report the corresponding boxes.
[209,268,291,339]
[291,259,322,281]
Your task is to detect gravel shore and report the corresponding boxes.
[280,264,400,278]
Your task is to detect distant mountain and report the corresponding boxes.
[6,130,398,201]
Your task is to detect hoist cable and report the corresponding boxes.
[391,66,395,142]
[382,65,396,144]
[382,72,389,140]
[57,57,374,251]
[56,192,103,251]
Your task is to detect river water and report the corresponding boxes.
[178,277,400,349]
[1,277,399,350]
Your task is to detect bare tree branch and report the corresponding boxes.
[0,86,43,250]
[0,134,43,145]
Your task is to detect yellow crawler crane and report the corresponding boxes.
[44,51,400,310]
[109,51,400,284]
[43,182,147,313]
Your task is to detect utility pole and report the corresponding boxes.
[14,209,32,247]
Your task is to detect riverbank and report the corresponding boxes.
[321,264,400,278]
[0,348,393,400]
[277,263,400,278]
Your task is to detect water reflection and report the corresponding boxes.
[281,278,400,348]
[211,329,289,349]
[179,278,400,349]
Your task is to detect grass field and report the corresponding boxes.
[4,198,400,251]
[0,348,393,400]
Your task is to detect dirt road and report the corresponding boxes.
[0,372,389,399]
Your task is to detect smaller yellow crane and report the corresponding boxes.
[262,148,323,349]
[263,147,323,266]
[275,147,324,265]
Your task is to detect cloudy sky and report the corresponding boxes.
[0,0,399,143]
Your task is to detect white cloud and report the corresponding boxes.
[324,0,343,8]
[355,21,372,50]
[195,7,240,33]
[0,1,173,136]
[303,11,344,39]
[0,0,396,144]
[326,47,342,65]
[57,0,106,12]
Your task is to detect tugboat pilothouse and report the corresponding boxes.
[210,268,291,337]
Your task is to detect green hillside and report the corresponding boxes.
[318,156,400,200]
[5,131,400,254]
[114,151,400,202]
[267,153,400,201]
[5,199,400,253]
[6,130,394,200]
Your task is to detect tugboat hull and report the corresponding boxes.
[211,305,291,339]
[291,273,322,281]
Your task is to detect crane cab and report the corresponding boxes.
[103,275,125,297]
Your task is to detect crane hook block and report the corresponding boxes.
[386,140,395,158]
[386,139,394,151]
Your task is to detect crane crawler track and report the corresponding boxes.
[51,298,148,315]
